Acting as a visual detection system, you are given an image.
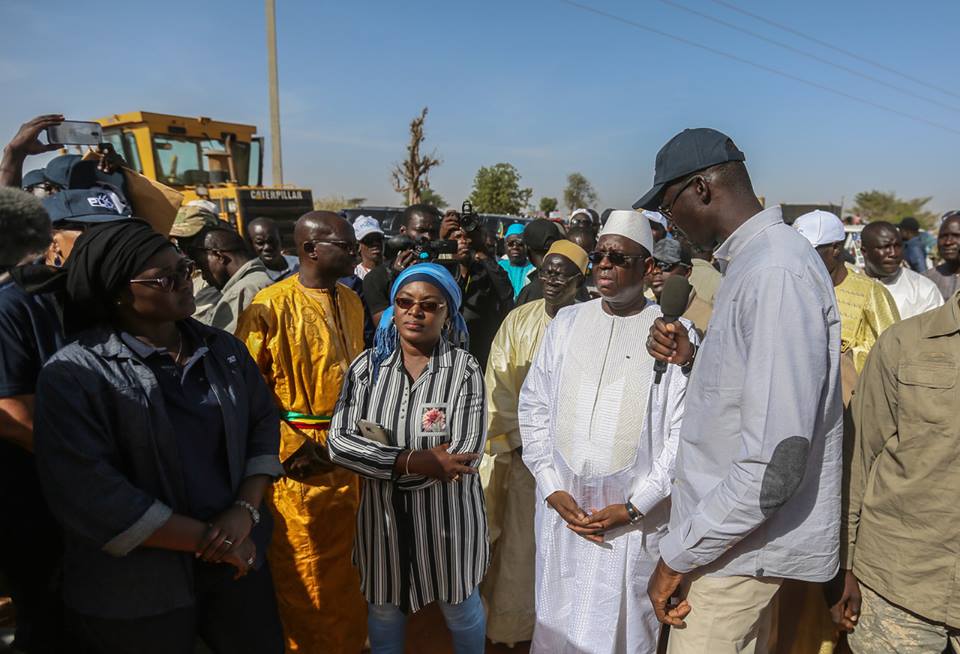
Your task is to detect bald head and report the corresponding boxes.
[861,221,903,280]
[861,221,898,248]
[295,211,357,281]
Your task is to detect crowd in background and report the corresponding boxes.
[2,114,960,654]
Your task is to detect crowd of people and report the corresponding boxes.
[1,113,960,654]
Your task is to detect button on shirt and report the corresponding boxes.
[659,206,843,581]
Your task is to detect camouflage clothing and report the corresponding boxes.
[848,583,960,654]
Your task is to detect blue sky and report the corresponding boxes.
[3,0,958,214]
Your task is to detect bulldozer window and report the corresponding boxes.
[154,135,203,185]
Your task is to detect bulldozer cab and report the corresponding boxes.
[95,111,312,247]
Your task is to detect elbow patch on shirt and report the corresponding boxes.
[759,436,809,517]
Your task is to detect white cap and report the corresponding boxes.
[598,210,654,253]
[642,210,668,230]
[353,215,384,241]
[569,208,591,221]
[794,210,845,247]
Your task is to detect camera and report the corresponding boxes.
[384,235,458,262]
[459,200,481,233]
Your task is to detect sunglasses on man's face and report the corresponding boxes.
[129,260,196,292]
[587,250,646,267]
[395,297,446,313]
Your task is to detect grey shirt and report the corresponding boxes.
[200,258,274,334]
[659,206,843,582]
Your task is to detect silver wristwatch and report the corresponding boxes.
[625,501,643,525]
[235,500,261,526]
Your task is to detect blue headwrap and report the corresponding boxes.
[505,223,525,238]
[372,263,469,380]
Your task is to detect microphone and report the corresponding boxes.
[654,275,693,384]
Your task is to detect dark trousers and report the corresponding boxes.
[67,561,284,654]
[0,443,65,653]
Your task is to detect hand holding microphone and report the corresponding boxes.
[649,275,694,383]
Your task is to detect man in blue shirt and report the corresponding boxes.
[898,217,928,272]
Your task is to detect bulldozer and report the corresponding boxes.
[94,111,313,245]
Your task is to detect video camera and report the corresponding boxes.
[384,235,458,263]
[459,200,481,233]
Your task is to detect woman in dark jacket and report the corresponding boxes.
[33,219,285,654]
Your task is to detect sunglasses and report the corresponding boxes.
[308,239,358,255]
[130,260,196,292]
[658,174,703,219]
[653,260,689,272]
[395,297,447,313]
[587,250,646,267]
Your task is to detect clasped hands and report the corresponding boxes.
[545,490,631,544]
[196,504,257,580]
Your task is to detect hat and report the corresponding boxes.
[42,188,132,226]
[643,210,668,230]
[169,205,220,237]
[546,239,589,274]
[794,210,845,247]
[353,215,384,241]
[598,210,654,254]
[44,154,97,190]
[653,238,691,266]
[523,219,562,252]
[505,223,526,239]
[22,169,47,189]
[569,208,591,222]
[633,128,745,210]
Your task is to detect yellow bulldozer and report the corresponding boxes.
[95,111,312,245]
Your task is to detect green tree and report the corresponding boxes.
[418,186,446,208]
[852,190,937,229]
[539,197,559,214]
[563,172,598,211]
[468,163,532,215]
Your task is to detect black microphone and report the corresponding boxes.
[654,275,693,384]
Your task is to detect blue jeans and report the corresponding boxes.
[367,588,486,654]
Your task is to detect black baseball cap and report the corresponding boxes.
[42,188,132,226]
[633,128,745,211]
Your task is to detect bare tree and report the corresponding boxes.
[391,107,442,205]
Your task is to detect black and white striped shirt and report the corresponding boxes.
[328,338,489,611]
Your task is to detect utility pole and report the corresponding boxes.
[265,0,283,185]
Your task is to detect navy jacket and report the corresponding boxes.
[34,319,283,619]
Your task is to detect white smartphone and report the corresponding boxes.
[357,419,391,446]
[46,121,103,146]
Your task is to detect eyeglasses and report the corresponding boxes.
[130,260,196,292]
[395,297,447,313]
[538,269,581,283]
[653,260,689,272]
[658,174,703,219]
[307,239,358,255]
[360,236,384,247]
[587,250,646,267]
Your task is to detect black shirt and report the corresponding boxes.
[457,258,514,370]
[0,277,64,397]
[361,262,397,318]
[120,332,233,522]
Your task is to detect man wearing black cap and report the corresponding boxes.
[515,219,562,306]
[640,129,843,652]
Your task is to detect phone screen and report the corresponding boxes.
[46,121,103,146]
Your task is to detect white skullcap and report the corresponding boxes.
[642,210,668,230]
[570,208,591,221]
[794,210,845,247]
[599,210,654,253]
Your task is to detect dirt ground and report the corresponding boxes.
[405,602,530,654]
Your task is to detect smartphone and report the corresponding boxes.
[357,419,392,446]
[46,121,103,146]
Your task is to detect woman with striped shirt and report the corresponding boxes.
[328,262,489,654]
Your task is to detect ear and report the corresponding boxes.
[695,176,712,206]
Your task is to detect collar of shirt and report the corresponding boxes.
[713,205,784,274]
[383,336,454,374]
[118,328,210,378]
[923,294,960,339]
[221,258,269,296]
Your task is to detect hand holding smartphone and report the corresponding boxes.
[45,120,103,146]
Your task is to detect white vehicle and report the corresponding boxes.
[844,224,865,271]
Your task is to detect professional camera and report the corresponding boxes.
[384,235,458,262]
[459,200,481,233]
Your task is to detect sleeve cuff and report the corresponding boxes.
[658,528,699,574]
[629,480,666,516]
[840,541,856,570]
[535,466,565,501]
[244,454,284,479]
[103,500,173,557]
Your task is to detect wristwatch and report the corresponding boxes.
[625,501,643,525]
[235,500,261,526]
[680,342,699,375]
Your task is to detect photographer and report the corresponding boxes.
[443,211,514,370]
[362,204,443,324]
